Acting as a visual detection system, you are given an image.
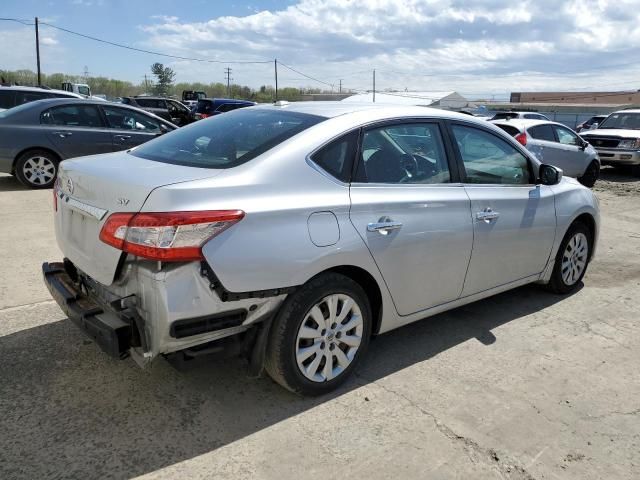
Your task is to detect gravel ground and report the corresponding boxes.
[0,170,638,480]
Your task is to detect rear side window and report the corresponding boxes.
[494,124,520,137]
[524,113,545,120]
[0,90,15,109]
[40,105,104,127]
[311,130,358,182]
[528,124,555,141]
[131,108,324,168]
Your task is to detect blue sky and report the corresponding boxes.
[2,0,640,98]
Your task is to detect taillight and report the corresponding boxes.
[194,113,210,120]
[99,210,245,261]
[515,132,527,146]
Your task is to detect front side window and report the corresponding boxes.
[528,124,555,142]
[311,130,358,182]
[102,105,161,132]
[40,105,104,128]
[553,125,580,145]
[452,124,531,185]
[355,123,450,184]
[131,108,324,168]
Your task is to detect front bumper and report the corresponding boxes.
[594,148,640,166]
[42,262,133,358]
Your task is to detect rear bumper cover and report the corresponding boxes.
[42,262,132,358]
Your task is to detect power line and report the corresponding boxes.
[39,21,272,65]
[0,17,34,26]
[278,62,334,88]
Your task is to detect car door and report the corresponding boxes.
[449,123,556,297]
[349,121,473,316]
[550,124,589,177]
[40,104,113,158]
[101,104,164,151]
[167,99,192,125]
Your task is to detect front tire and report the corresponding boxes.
[578,161,599,188]
[15,149,59,189]
[546,222,592,294]
[265,273,372,396]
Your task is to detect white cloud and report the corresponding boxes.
[138,0,640,96]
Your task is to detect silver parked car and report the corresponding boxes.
[0,98,176,188]
[492,119,600,187]
[43,103,600,396]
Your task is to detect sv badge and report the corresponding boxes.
[117,198,130,206]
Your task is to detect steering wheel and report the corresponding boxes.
[399,154,438,182]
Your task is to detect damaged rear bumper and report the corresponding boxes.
[42,262,133,358]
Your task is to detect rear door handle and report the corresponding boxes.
[115,134,132,140]
[367,218,403,235]
[54,131,72,138]
[476,208,500,222]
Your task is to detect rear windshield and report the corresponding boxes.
[494,124,520,137]
[196,100,214,113]
[130,108,325,168]
[491,112,518,121]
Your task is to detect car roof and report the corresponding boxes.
[491,118,564,129]
[613,109,640,114]
[252,101,487,121]
[0,97,177,126]
[0,85,82,98]
[200,98,255,104]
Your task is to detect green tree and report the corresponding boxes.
[150,63,176,96]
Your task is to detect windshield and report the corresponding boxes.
[131,108,325,168]
[599,112,640,130]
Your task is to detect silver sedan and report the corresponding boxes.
[43,103,600,395]
[491,118,600,187]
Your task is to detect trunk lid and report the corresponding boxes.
[55,151,223,285]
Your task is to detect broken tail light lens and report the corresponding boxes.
[99,210,245,261]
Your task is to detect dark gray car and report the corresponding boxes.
[0,98,176,188]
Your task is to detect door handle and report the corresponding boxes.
[54,131,72,138]
[367,218,403,235]
[115,135,132,140]
[476,208,500,222]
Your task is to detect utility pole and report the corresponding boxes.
[144,74,149,92]
[339,79,342,93]
[372,69,376,103]
[224,67,232,97]
[35,17,41,85]
[274,58,279,102]
[83,65,89,81]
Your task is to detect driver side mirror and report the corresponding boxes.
[538,164,563,186]
[159,123,170,135]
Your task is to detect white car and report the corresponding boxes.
[492,119,600,187]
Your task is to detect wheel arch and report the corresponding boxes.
[12,146,62,174]
[312,264,384,336]
[572,212,597,261]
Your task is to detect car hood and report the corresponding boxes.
[581,129,640,138]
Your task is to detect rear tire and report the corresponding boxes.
[265,273,372,396]
[15,149,59,189]
[578,161,599,188]
[546,222,592,294]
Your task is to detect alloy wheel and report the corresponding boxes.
[561,232,588,286]
[22,156,56,186]
[295,294,363,382]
